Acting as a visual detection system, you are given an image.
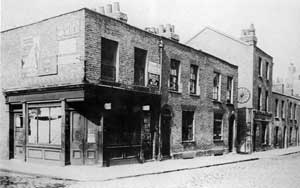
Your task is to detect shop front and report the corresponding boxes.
[6,84,160,166]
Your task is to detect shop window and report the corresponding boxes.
[28,107,61,145]
[213,72,221,101]
[134,48,147,86]
[169,59,180,91]
[15,114,23,128]
[213,113,223,141]
[226,76,233,103]
[101,38,118,81]
[182,111,194,141]
[190,65,198,95]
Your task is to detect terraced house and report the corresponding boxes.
[0,4,238,166]
[186,24,274,153]
[272,86,300,148]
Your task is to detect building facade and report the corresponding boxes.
[1,6,238,166]
[186,24,274,153]
[272,90,300,148]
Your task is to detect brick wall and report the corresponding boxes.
[84,9,160,85]
[1,10,85,91]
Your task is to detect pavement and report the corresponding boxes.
[1,146,300,182]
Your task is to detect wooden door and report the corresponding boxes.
[13,113,25,160]
[84,118,99,165]
[70,111,99,165]
[70,112,85,165]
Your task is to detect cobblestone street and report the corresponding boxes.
[69,153,300,188]
[0,171,74,188]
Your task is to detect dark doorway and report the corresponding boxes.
[274,127,279,147]
[161,108,171,157]
[283,126,287,148]
[228,115,235,152]
[253,123,257,152]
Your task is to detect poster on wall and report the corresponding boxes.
[21,36,40,77]
[147,61,161,87]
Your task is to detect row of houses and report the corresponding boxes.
[0,4,299,166]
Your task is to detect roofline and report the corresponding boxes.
[1,7,237,69]
[185,26,250,46]
[1,8,85,33]
[255,46,273,59]
[272,91,300,101]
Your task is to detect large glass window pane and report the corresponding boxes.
[38,108,50,144]
[28,109,38,144]
[50,107,61,145]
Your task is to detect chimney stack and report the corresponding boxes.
[106,4,113,14]
[240,24,257,46]
[96,2,127,23]
[113,2,120,12]
[98,6,105,14]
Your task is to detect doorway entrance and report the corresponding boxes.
[253,123,258,152]
[161,107,171,158]
[70,111,99,165]
[228,115,235,152]
[11,112,25,160]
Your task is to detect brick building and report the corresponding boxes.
[272,89,300,148]
[1,4,238,166]
[186,24,274,153]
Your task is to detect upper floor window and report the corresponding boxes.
[169,59,180,91]
[258,87,262,111]
[294,104,297,120]
[281,101,285,119]
[190,65,198,95]
[134,48,147,86]
[266,61,270,80]
[289,102,293,119]
[258,57,262,77]
[101,38,118,82]
[226,76,233,104]
[265,91,269,112]
[182,111,194,141]
[213,72,221,101]
[275,99,279,117]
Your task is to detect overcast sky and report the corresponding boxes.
[1,0,300,79]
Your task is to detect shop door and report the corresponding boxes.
[13,112,25,160]
[70,111,99,165]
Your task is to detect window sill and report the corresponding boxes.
[189,93,200,98]
[212,99,222,104]
[182,140,196,144]
[169,90,182,95]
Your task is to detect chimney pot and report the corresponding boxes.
[106,4,113,14]
[166,24,172,33]
[113,2,120,12]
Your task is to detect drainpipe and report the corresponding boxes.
[157,39,164,160]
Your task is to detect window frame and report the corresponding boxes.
[258,87,262,111]
[213,72,221,101]
[182,110,195,142]
[226,76,233,104]
[189,64,198,95]
[258,57,262,77]
[169,59,180,92]
[213,114,223,141]
[28,106,62,146]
